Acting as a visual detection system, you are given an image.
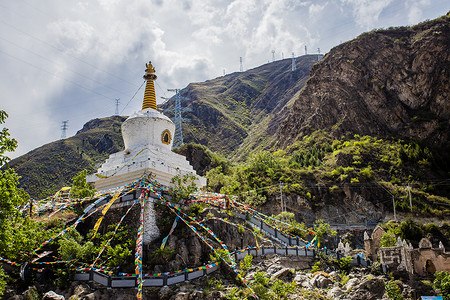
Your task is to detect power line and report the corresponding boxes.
[0,18,139,88]
[60,120,68,140]
[0,48,116,103]
[0,35,132,98]
[115,99,120,116]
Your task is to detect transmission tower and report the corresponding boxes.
[240,57,243,72]
[305,45,307,55]
[291,53,296,71]
[167,89,191,148]
[115,98,120,115]
[272,50,275,62]
[60,120,68,139]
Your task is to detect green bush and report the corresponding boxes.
[240,254,253,273]
[434,271,450,300]
[0,267,6,297]
[385,280,403,300]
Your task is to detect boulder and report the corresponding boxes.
[327,286,344,299]
[71,284,90,298]
[293,274,309,285]
[42,291,65,300]
[345,277,360,291]
[310,274,333,289]
[159,286,174,300]
[205,291,224,300]
[23,286,39,300]
[270,268,291,280]
[172,292,189,300]
[189,290,204,299]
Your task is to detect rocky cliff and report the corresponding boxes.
[277,14,450,149]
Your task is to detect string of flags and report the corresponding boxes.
[3,175,322,300]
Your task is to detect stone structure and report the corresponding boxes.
[87,61,207,244]
[87,61,206,191]
[364,227,450,277]
[364,224,385,261]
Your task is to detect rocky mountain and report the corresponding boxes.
[7,14,450,203]
[160,54,319,159]
[277,13,450,150]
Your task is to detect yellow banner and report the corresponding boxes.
[91,191,121,239]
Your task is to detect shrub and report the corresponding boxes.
[385,280,403,300]
[380,231,397,248]
[433,271,450,300]
[240,254,253,273]
[0,267,6,297]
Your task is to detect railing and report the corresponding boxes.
[74,246,370,288]
[74,263,220,288]
[235,211,307,247]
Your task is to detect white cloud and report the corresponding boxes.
[1,0,448,158]
[342,0,394,29]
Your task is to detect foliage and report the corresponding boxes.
[56,224,134,269]
[186,202,205,216]
[251,271,271,300]
[71,169,95,199]
[225,287,248,300]
[313,219,337,245]
[340,273,350,286]
[385,280,403,300]
[271,279,297,300]
[239,254,253,273]
[336,256,354,274]
[0,169,28,228]
[399,218,424,244]
[0,110,18,167]
[434,271,450,300]
[205,277,224,291]
[311,261,321,273]
[380,230,398,248]
[150,248,175,265]
[210,248,232,265]
[241,189,267,207]
[0,267,7,297]
[170,174,199,203]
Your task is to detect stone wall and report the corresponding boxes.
[378,238,450,277]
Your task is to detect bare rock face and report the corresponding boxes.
[278,14,450,148]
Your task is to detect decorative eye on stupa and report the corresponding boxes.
[161,129,172,145]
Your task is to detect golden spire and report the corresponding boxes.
[142,61,158,110]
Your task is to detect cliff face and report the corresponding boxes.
[277,14,450,148]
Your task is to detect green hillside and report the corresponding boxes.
[161,55,318,159]
[7,116,126,198]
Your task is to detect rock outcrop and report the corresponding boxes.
[278,14,450,149]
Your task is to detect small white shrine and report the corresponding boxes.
[87,61,207,191]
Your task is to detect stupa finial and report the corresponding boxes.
[142,61,158,110]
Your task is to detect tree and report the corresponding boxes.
[0,110,28,235]
[0,111,18,167]
[71,169,95,199]
[313,219,337,246]
[0,110,27,296]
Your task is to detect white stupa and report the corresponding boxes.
[87,61,207,191]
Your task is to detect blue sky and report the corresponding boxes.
[1,0,449,158]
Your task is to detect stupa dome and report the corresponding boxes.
[122,108,175,152]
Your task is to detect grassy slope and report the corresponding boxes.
[7,116,125,198]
